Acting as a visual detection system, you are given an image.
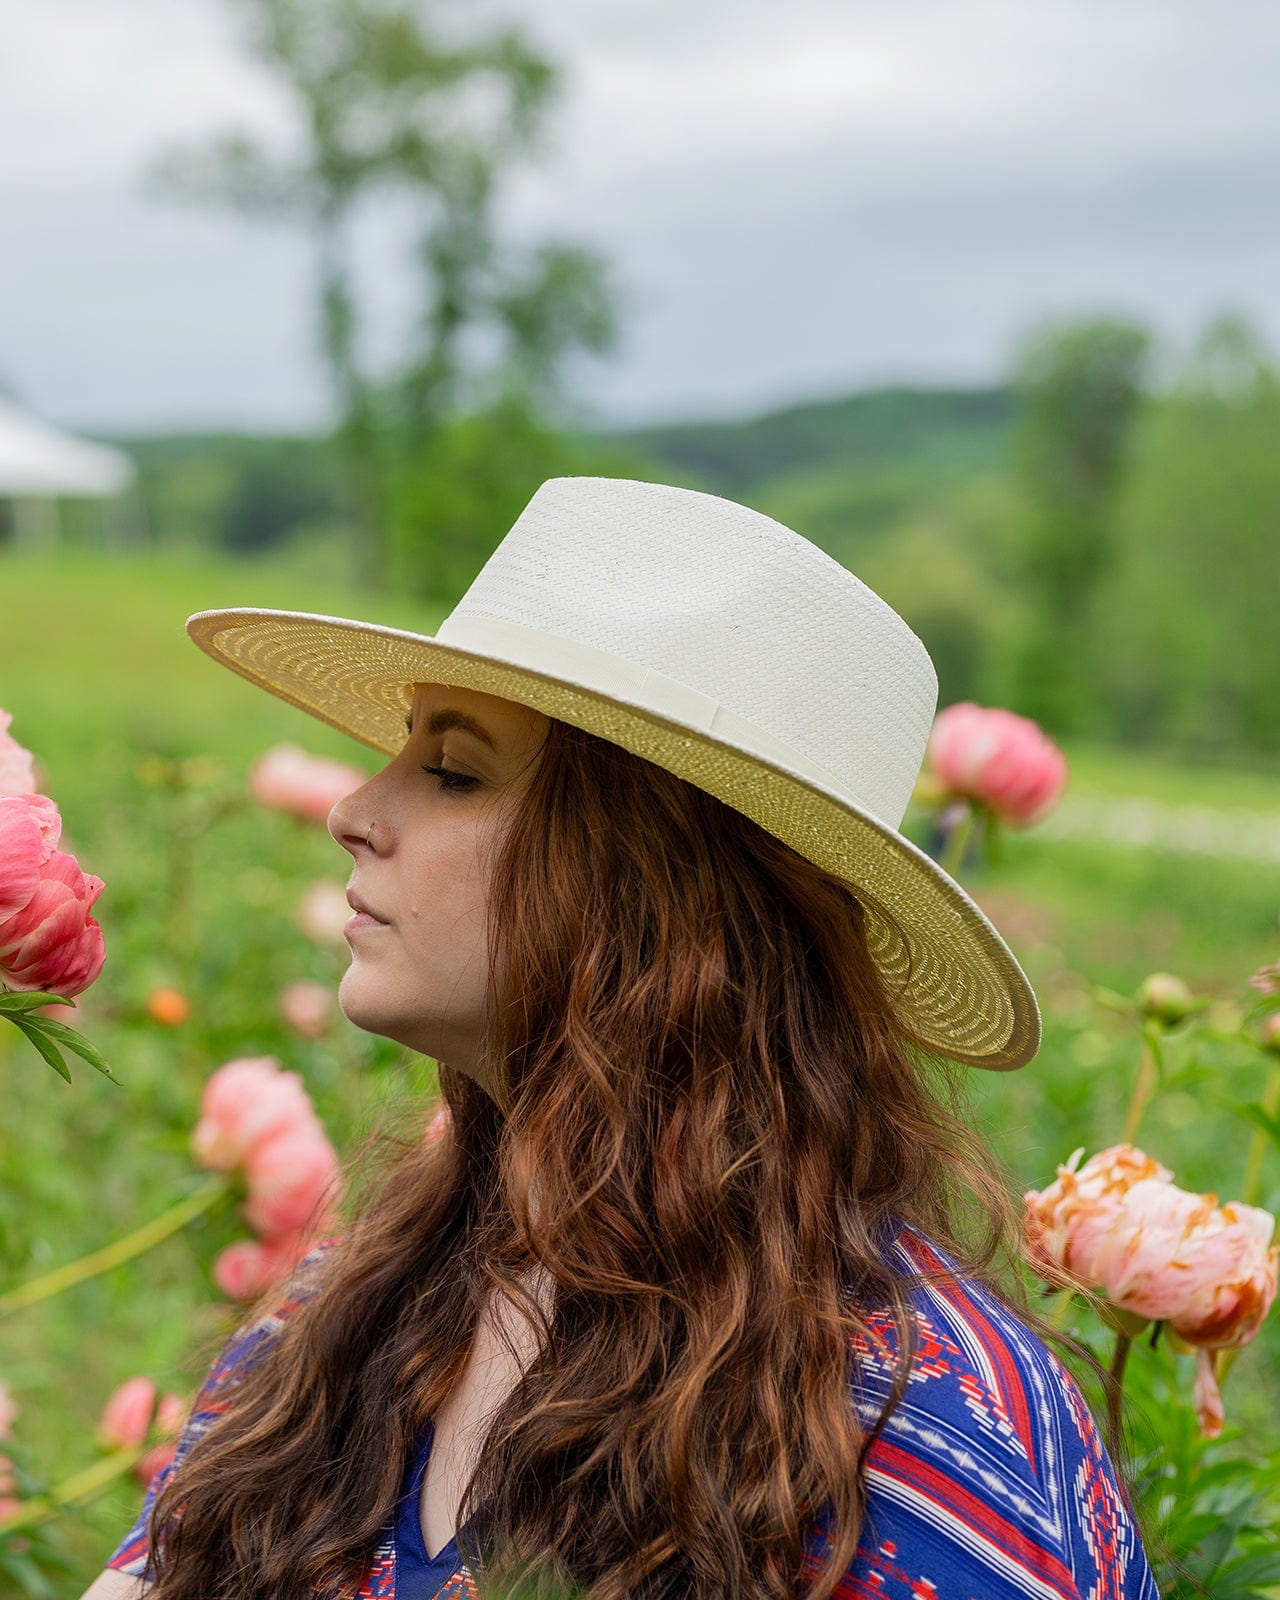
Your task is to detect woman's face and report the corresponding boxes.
[327,681,550,1108]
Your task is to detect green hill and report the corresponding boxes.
[591,383,1015,499]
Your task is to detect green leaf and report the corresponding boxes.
[1089,984,1136,1014]
[1191,1488,1271,1580]
[1216,1097,1280,1150]
[10,1017,71,1083]
[1218,1551,1280,1590]
[0,991,74,1014]
[17,1016,119,1084]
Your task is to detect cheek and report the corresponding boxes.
[400,825,492,934]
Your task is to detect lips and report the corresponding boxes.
[346,889,389,924]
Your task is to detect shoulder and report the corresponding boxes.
[196,1231,346,1402]
[104,1233,346,1581]
[801,1225,1158,1600]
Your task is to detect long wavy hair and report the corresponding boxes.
[145,712,1131,1600]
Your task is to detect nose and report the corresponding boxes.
[328,777,381,857]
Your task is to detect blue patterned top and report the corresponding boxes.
[106,1227,1159,1599]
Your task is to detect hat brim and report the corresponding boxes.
[187,606,1041,1072]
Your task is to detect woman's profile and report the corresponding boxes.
[85,477,1158,1600]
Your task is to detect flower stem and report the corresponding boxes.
[0,1447,143,1534]
[938,804,977,879]
[1046,1287,1076,1329]
[1122,1029,1160,1146]
[1241,1061,1280,1208]
[0,1176,230,1318]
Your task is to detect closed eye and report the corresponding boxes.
[421,764,480,792]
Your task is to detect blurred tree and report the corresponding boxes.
[144,0,620,592]
[1096,311,1280,760]
[1006,315,1153,735]
[385,384,652,603]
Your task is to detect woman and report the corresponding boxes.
[87,477,1157,1600]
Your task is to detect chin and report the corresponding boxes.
[336,974,439,1055]
[336,972,396,1038]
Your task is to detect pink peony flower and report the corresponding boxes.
[243,1126,341,1239]
[0,711,36,798]
[250,744,366,827]
[192,1056,343,1286]
[156,1392,187,1438]
[925,701,1068,827]
[294,879,354,946]
[213,1233,313,1301]
[0,1380,17,1441]
[1249,921,1280,996]
[191,1057,320,1172]
[135,1439,178,1488]
[98,1376,156,1450]
[1025,1144,1279,1436]
[0,793,62,921]
[0,841,106,996]
[1023,1143,1173,1284]
[278,979,334,1039]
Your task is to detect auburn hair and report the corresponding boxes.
[144,712,1135,1599]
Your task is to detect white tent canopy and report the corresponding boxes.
[0,396,134,497]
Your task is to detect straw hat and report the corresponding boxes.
[188,475,1040,1070]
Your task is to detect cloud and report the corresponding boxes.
[1,0,1278,431]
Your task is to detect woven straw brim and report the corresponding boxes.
[188,609,1041,1072]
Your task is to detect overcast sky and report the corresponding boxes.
[2,0,1279,435]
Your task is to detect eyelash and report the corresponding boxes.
[421,764,479,792]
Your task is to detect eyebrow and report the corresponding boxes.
[403,707,498,751]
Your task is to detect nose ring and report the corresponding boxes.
[365,822,374,847]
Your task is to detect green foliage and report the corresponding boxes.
[1005,314,1154,736]
[142,0,621,592]
[1105,1331,1280,1599]
[603,383,1015,499]
[1095,313,1280,759]
[383,389,657,604]
[105,433,343,558]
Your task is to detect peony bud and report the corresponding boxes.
[0,841,105,997]
[0,711,36,798]
[250,745,366,827]
[295,880,354,946]
[134,1440,178,1487]
[155,1393,187,1438]
[191,1057,319,1172]
[98,1376,156,1450]
[924,702,1068,828]
[243,1127,341,1239]
[146,986,190,1027]
[213,1234,311,1301]
[278,980,334,1039]
[0,793,62,921]
[1137,972,1195,1026]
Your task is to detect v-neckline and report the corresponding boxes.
[401,1417,482,1566]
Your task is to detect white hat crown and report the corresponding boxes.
[431,477,939,831]
[184,472,1041,1070]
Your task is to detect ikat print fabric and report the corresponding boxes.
[106,1228,1157,1599]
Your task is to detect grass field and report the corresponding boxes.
[2,542,1279,1589]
